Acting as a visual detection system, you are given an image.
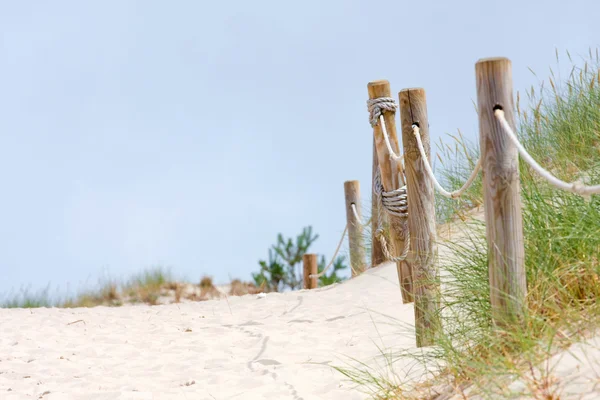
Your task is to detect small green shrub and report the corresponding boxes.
[253,226,348,291]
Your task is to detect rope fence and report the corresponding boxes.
[367,97,411,263]
[309,225,348,279]
[307,57,599,347]
[321,64,599,287]
[495,108,600,199]
[412,125,482,199]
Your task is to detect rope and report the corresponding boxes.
[309,224,348,279]
[367,96,411,263]
[373,169,410,262]
[349,204,374,228]
[350,203,361,222]
[380,116,403,161]
[412,125,482,199]
[495,109,600,199]
[367,98,403,162]
[367,97,397,127]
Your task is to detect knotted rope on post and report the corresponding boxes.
[367,97,411,262]
[368,98,403,162]
[367,97,398,127]
[373,170,410,262]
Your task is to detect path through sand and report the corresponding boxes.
[0,211,487,400]
[0,261,422,400]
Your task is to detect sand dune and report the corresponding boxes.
[0,211,478,400]
[7,209,596,399]
[0,261,423,400]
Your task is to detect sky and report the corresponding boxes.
[0,0,598,299]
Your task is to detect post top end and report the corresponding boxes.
[368,80,390,87]
[399,87,425,93]
[476,57,511,64]
[367,80,391,98]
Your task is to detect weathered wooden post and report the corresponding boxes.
[368,80,414,303]
[371,141,386,267]
[399,88,441,347]
[303,254,318,289]
[344,180,367,276]
[475,57,527,324]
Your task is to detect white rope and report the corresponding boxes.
[380,116,403,161]
[366,98,403,162]
[367,97,411,263]
[350,203,361,222]
[495,109,600,199]
[367,97,397,127]
[349,203,373,227]
[309,225,348,279]
[412,125,482,199]
[374,169,410,262]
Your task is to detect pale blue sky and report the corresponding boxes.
[0,1,597,298]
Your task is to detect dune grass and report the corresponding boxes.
[1,284,55,308]
[0,267,242,308]
[340,50,600,399]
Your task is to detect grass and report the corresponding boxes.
[0,267,259,308]
[123,268,172,305]
[340,50,600,399]
[1,284,55,308]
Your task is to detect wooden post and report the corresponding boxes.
[475,58,526,324]
[303,254,318,289]
[371,140,386,267]
[399,88,441,347]
[368,80,414,303]
[344,180,367,276]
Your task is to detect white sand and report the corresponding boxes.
[0,262,422,400]
[507,335,600,399]
[9,209,598,399]
[448,334,600,400]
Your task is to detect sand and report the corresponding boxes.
[5,208,597,399]
[0,261,422,400]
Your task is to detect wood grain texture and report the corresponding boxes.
[302,254,318,289]
[344,181,367,276]
[368,80,414,303]
[371,141,385,267]
[399,88,441,347]
[475,58,527,324]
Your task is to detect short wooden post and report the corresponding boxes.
[368,80,414,303]
[371,140,386,267]
[344,180,367,276]
[475,57,526,324]
[399,88,441,347]
[303,254,318,289]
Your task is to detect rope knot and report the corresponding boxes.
[367,97,397,127]
[373,169,410,262]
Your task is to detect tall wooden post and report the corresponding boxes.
[475,58,526,324]
[371,141,385,267]
[303,254,318,289]
[344,180,367,276]
[399,88,441,347]
[368,80,414,303]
